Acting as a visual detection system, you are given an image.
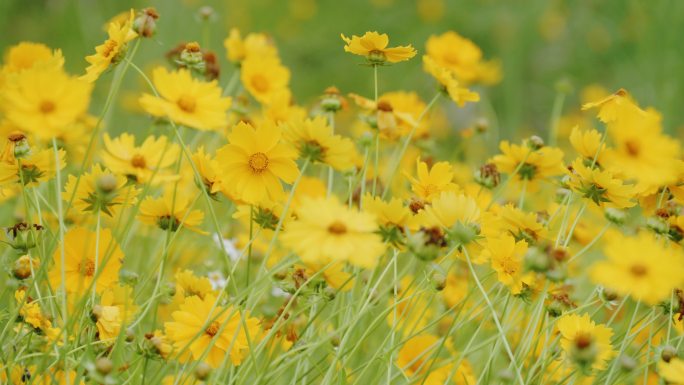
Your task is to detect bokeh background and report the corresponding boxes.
[2,0,683,137]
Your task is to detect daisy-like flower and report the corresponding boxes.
[223,28,277,64]
[0,42,63,77]
[102,133,180,184]
[216,121,299,204]
[481,204,548,245]
[164,293,261,368]
[138,190,206,234]
[567,159,637,208]
[191,146,233,199]
[173,269,215,301]
[0,147,66,187]
[63,163,139,217]
[405,158,460,203]
[419,191,480,229]
[1,65,92,139]
[281,196,386,269]
[658,358,684,384]
[569,126,604,164]
[348,93,421,141]
[282,116,357,171]
[240,57,290,104]
[590,232,684,305]
[490,139,565,191]
[340,31,417,64]
[47,227,123,295]
[81,10,137,83]
[423,56,480,106]
[482,234,530,295]
[556,313,615,371]
[581,88,636,124]
[139,66,232,131]
[425,31,501,85]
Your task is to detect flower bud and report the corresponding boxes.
[8,132,31,159]
[619,355,636,372]
[662,345,677,362]
[5,223,44,253]
[13,255,39,280]
[195,362,212,381]
[431,272,446,291]
[604,208,627,225]
[527,135,545,150]
[320,86,344,112]
[96,174,118,194]
[95,357,113,375]
[474,163,500,189]
[197,6,216,22]
[133,7,159,38]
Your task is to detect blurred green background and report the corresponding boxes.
[2,0,683,137]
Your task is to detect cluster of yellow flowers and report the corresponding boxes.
[2,7,684,385]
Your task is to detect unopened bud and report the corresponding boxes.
[133,7,159,38]
[527,135,544,150]
[195,362,212,380]
[96,174,118,194]
[662,346,677,363]
[95,357,113,375]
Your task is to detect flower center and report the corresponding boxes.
[250,75,270,93]
[327,221,347,235]
[177,95,197,113]
[574,332,592,349]
[630,264,648,277]
[102,39,119,58]
[205,321,220,337]
[40,100,55,114]
[131,154,147,169]
[79,259,96,277]
[625,141,639,157]
[248,152,269,173]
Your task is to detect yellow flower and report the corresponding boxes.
[491,140,565,191]
[423,56,480,106]
[1,42,63,75]
[341,31,417,63]
[581,88,637,123]
[102,133,180,185]
[590,232,684,305]
[281,196,386,269]
[362,194,414,228]
[659,358,684,385]
[15,289,52,331]
[139,67,231,131]
[569,126,604,163]
[0,145,66,188]
[173,269,215,300]
[419,191,480,229]
[138,189,205,234]
[481,204,548,244]
[396,334,441,376]
[223,28,278,63]
[81,10,137,83]
[1,65,92,139]
[241,57,290,104]
[191,146,236,200]
[48,227,123,295]
[100,284,138,322]
[482,234,530,295]
[567,159,637,208]
[405,158,459,202]
[164,293,261,368]
[282,116,357,171]
[557,313,615,370]
[425,31,501,85]
[63,163,139,216]
[216,121,299,204]
[93,304,122,341]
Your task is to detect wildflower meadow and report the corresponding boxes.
[2,1,684,384]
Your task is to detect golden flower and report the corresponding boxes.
[240,57,290,104]
[282,116,357,171]
[138,189,206,234]
[102,133,180,185]
[63,163,139,216]
[557,313,615,370]
[425,31,501,85]
[341,31,417,63]
[482,234,530,295]
[423,56,479,106]
[81,10,137,83]
[405,158,460,202]
[223,28,277,63]
[490,140,565,191]
[139,66,232,131]
[567,158,637,209]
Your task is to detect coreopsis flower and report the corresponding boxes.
[92,304,122,341]
[490,139,565,191]
[1,65,92,139]
[223,28,277,64]
[482,234,531,295]
[0,147,66,187]
[590,232,684,305]
[419,191,480,229]
[340,31,417,64]
[102,133,180,184]
[47,227,123,295]
[362,194,415,244]
[173,269,215,301]
[556,313,615,371]
[240,57,290,104]
[347,93,420,141]
[659,358,684,384]
[138,190,206,233]
[567,159,637,208]
[63,163,139,216]
[425,31,501,85]
[569,126,605,164]
[15,289,52,331]
[0,42,63,77]
[282,116,357,171]
[405,158,460,203]
[377,91,430,139]
[191,146,232,199]
[164,293,261,368]
[281,196,386,269]
[81,10,137,83]
[481,204,548,244]
[216,121,298,204]
[423,56,480,106]
[100,284,138,322]
[581,88,636,123]
[139,66,231,131]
